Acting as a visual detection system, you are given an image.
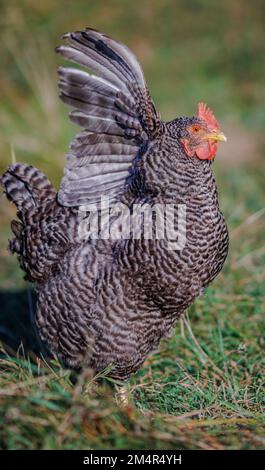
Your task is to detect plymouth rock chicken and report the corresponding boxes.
[1,28,229,381]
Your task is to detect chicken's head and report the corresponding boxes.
[179,102,227,161]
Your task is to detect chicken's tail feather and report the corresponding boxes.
[1,164,58,282]
[1,164,56,222]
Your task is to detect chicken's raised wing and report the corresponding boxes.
[56,28,162,206]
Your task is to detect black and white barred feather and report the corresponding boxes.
[56,28,161,206]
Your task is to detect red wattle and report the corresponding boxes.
[195,142,217,160]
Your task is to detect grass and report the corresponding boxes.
[0,282,264,450]
[0,241,264,450]
[0,0,265,450]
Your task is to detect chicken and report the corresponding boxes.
[1,28,229,381]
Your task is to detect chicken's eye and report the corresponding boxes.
[192,125,200,132]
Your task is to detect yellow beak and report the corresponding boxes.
[204,131,227,142]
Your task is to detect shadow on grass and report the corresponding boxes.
[0,288,49,358]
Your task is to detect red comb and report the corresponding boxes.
[196,102,219,130]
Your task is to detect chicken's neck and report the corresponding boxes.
[141,135,219,210]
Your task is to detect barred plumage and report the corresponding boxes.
[1,28,228,380]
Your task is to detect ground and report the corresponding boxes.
[0,0,264,450]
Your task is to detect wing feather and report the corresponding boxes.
[56,28,162,207]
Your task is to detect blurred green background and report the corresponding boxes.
[1,0,265,287]
[0,0,264,450]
